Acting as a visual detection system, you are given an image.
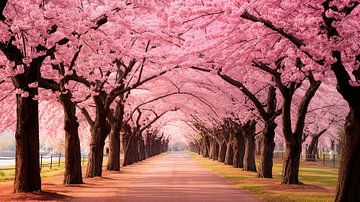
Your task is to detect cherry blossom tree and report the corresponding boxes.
[0,0,84,192]
[0,1,358,201]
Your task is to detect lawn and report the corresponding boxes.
[0,164,70,186]
[191,153,338,202]
[0,156,110,186]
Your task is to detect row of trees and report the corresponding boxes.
[0,1,359,201]
[188,115,342,176]
[189,118,257,172]
[174,1,359,201]
[0,1,179,193]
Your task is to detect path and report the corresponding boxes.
[1,152,259,202]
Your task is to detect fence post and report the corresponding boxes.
[333,155,336,167]
[40,155,43,169]
[58,153,61,167]
[50,156,53,169]
[323,154,325,166]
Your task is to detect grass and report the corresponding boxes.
[0,156,111,186]
[191,153,338,202]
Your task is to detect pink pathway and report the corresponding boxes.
[2,152,260,202]
[71,152,259,202]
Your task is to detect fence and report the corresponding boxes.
[0,154,90,171]
[273,151,340,168]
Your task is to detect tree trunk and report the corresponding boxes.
[86,120,109,178]
[201,137,210,158]
[257,135,275,177]
[233,134,245,168]
[242,121,257,172]
[255,136,262,155]
[86,134,105,178]
[218,141,226,162]
[139,138,146,161]
[282,141,302,184]
[257,122,276,178]
[209,140,215,159]
[306,136,319,161]
[107,101,124,171]
[85,96,110,178]
[136,138,141,162]
[335,108,360,202]
[14,95,41,193]
[60,95,83,184]
[107,124,121,171]
[136,137,142,162]
[123,131,139,166]
[145,135,151,158]
[243,134,256,171]
[123,140,132,166]
[212,141,219,161]
[224,141,234,165]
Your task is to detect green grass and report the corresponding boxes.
[299,167,338,187]
[191,153,337,202]
[0,169,15,183]
[0,156,111,185]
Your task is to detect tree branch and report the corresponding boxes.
[78,107,94,127]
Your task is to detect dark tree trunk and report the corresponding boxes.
[257,122,276,178]
[335,108,360,202]
[145,135,151,158]
[243,121,257,172]
[132,139,138,163]
[305,129,327,162]
[212,141,219,161]
[14,95,41,193]
[151,137,157,157]
[306,136,319,161]
[132,137,140,163]
[139,138,146,161]
[6,44,46,193]
[86,96,110,178]
[281,82,319,185]
[243,135,256,171]
[281,79,320,184]
[123,131,139,166]
[282,141,302,184]
[201,137,210,158]
[136,137,142,161]
[209,139,215,159]
[330,51,360,201]
[255,136,262,155]
[218,141,226,162]
[107,100,124,171]
[199,142,203,156]
[233,133,245,168]
[86,122,109,177]
[107,125,121,171]
[224,141,234,165]
[123,141,132,166]
[60,94,83,184]
[86,134,105,178]
[203,145,209,157]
